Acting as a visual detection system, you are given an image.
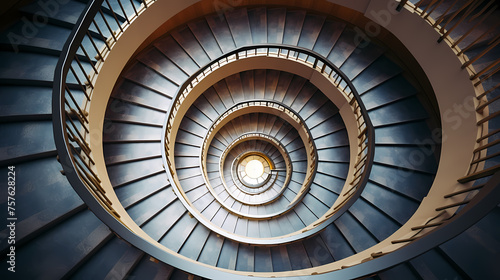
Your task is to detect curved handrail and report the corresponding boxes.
[233,152,273,189]
[225,138,288,191]
[391,0,500,247]
[198,100,317,219]
[398,0,500,182]
[53,0,155,224]
[53,0,119,223]
[222,133,292,200]
[162,44,376,244]
[49,0,500,278]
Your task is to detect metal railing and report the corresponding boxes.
[221,133,292,200]
[333,0,500,272]
[163,44,375,224]
[197,100,317,219]
[228,150,283,205]
[53,0,155,226]
[393,0,500,229]
[49,0,500,276]
[399,0,500,182]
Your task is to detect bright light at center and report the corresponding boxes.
[245,160,264,179]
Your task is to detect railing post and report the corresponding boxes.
[396,0,408,12]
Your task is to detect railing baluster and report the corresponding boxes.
[104,0,125,32]
[474,63,500,87]
[117,0,130,24]
[80,45,98,73]
[86,31,105,60]
[438,0,485,43]
[457,22,500,56]
[451,4,497,48]
[74,55,94,89]
[69,66,90,99]
[420,0,439,18]
[470,150,500,165]
[476,81,500,100]
[129,0,138,16]
[91,21,112,51]
[432,0,459,28]
[435,199,472,211]
[439,0,476,34]
[65,85,89,123]
[444,183,485,198]
[98,9,118,41]
[424,0,445,20]
[472,57,500,82]
[396,0,408,12]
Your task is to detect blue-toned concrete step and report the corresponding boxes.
[0,120,56,164]
[0,157,84,253]
[0,210,111,279]
[70,236,143,280]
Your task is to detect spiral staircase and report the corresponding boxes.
[0,0,499,279]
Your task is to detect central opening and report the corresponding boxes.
[245,159,264,178]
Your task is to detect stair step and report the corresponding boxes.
[340,42,385,80]
[369,97,429,127]
[178,222,211,260]
[267,8,286,44]
[154,36,200,75]
[136,48,189,86]
[160,212,198,252]
[70,237,143,279]
[327,28,360,67]
[8,210,111,279]
[310,113,345,138]
[374,145,438,174]
[439,206,500,279]
[362,182,419,225]
[105,99,166,125]
[0,86,53,118]
[283,10,306,46]
[107,157,164,186]
[360,75,417,109]
[287,242,312,270]
[188,19,223,60]
[336,211,378,253]
[349,198,400,241]
[290,82,317,113]
[197,232,224,266]
[248,7,267,44]
[377,263,420,280]
[172,26,211,67]
[410,249,465,280]
[313,19,346,57]
[314,129,349,149]
[116,173,170,209]
[206,14,236,53]
[104,142,161,165]
[0,51,60,84]
[102,122,162,142]
[298,13,326,50]
[352,56,402,94]
[225,8,252,48]
[0,22,71,52]
[0,121,55,163]
[122,61,179,96]
[126,255,175,279]
[369,163,433,202]
[281,75,307,106]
